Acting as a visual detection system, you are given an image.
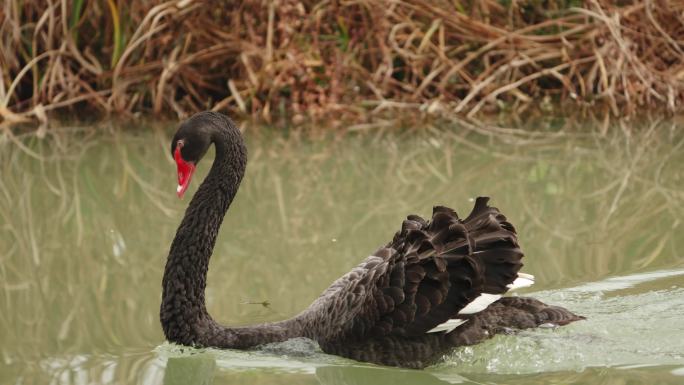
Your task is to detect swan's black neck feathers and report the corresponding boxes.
[160,112,583,368]
[161,113,297,347]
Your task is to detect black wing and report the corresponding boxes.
[307,197,582,368]
[308,197,522,341]
[373,196,522,337]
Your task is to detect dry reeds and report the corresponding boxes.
[1,0,683,126]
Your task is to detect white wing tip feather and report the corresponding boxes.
[425,273,535,335]
[427,319,468,333]
[457,293,502,315]
[507,273,535,290]
[518,272,535,280]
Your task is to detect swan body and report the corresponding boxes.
[160,112,583,368]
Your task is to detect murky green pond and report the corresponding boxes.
[1,118,683,384]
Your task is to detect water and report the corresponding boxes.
[1,118,683,384]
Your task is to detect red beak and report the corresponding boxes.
[174,146,195,198]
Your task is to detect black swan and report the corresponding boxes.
[160,112,584,369]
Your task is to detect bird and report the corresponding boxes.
[160,111,584,369]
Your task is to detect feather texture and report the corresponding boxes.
[303,197,525,344]
[306,200,583,368]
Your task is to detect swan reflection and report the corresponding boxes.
[159,350,465,385]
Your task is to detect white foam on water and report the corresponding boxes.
[671,366,684,376]
[565,268,684,293]
[443,268,684,374]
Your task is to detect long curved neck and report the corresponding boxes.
[160,122,301,348]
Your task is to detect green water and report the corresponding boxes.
[1,119,683,385]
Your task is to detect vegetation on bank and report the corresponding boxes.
[1,0,683,127]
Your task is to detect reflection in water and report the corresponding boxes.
[1,118,683,384]
[35,352,161,385]
[315,365,465,385]
[163,354,216,385]
[157,352,467,385]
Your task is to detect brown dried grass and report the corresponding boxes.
[1,0,683,127]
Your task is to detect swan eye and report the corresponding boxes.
[175,139,194,163]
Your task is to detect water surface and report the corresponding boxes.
[1,118,683,384]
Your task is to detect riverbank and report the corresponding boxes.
[2,1,683,127]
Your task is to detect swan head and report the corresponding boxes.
[171,113,215,198]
